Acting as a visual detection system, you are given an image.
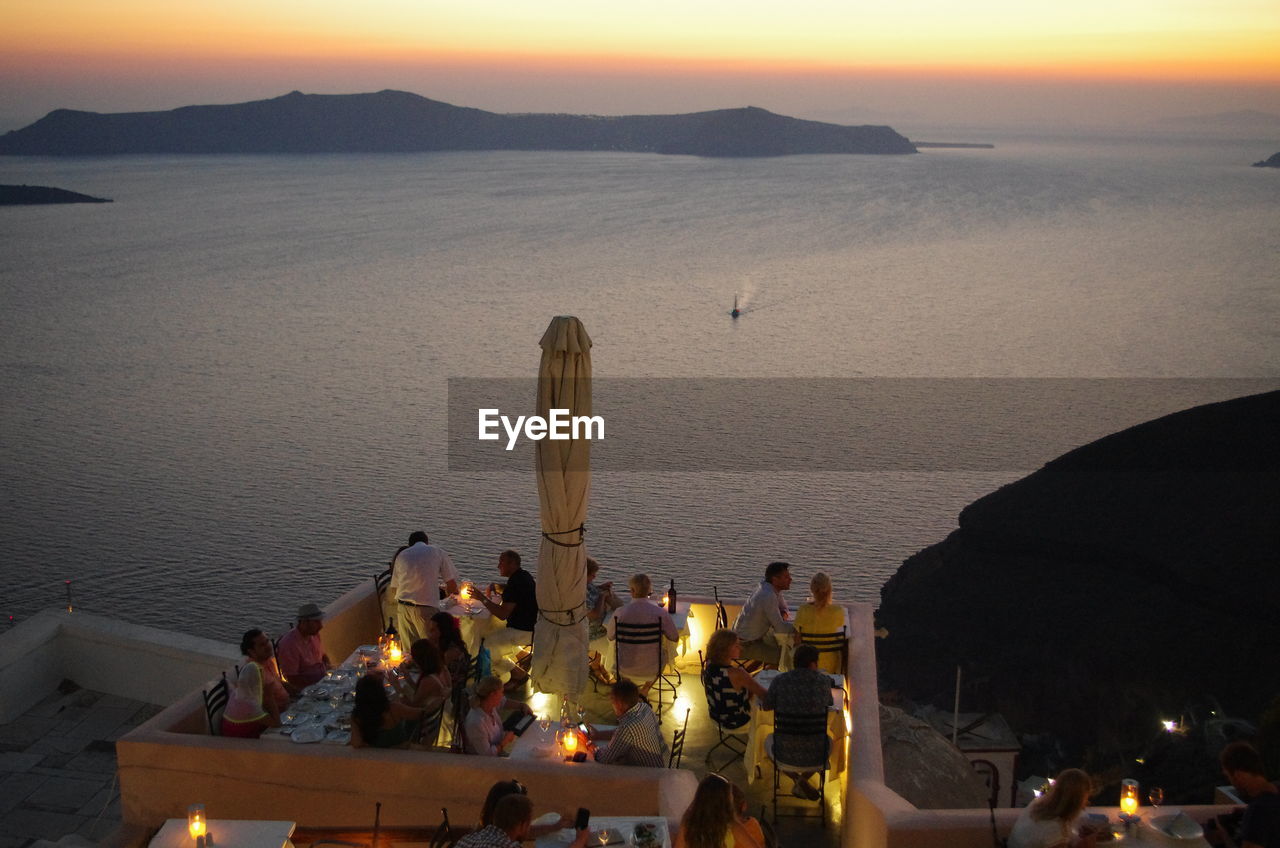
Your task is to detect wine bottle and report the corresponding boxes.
[667,579,677,613]
[386,616,397,637]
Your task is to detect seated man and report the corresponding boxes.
[732,561,795,666]
[477,549,538,691]
[761,644,832,801]
[1214,741,1280,848]
[457,793,589,848]
[275,602,331,691]
[588,679,668,767]
[606,572,679,691]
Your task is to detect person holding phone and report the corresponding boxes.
[1210,742,1280,848]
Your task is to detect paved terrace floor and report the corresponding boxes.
[2,667,843,848]
[0,681,160,847]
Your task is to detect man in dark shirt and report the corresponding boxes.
[761,644,833,801]
[1213,741,1280,848]
[478,548,538,691]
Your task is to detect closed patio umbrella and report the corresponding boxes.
[531,316,592,698]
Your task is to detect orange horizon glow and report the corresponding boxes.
[4,1,1279,87]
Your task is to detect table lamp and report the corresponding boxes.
[187,803,206,839]
[1119,779,1139,816]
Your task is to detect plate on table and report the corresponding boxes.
[291,725,325,744]
[302,683,333,699]
[631,822,662,848]
[1150,813,1202,840]
[323,729,351,744]
[282,708,316,726]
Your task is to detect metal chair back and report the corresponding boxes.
[614,619,676,722]
[202,672,230,735]
[668,708,691,768]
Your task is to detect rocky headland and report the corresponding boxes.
[877,389,1280,798]
[1252,152,1280,168]
[0,184,111,205]
[0,90,916,158]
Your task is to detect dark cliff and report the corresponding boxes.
[877,390,1280,769]
[0,90,916,158]
[1253,151,1280,168]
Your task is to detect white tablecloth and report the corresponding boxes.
[149,819,294,848]
[744,670,848,785]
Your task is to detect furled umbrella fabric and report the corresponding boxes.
[530,316,592,698]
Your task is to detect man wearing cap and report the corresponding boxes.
[391,530,460,648]
[277,603,332,691]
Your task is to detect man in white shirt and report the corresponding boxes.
[390,530,459,648]
[732,561,795,666]
[606,573,679,692]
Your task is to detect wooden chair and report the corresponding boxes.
[668,708,691,768]
[201,673,230,735]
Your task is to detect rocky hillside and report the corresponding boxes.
[877,390,1280,766]
[0,90,916,158]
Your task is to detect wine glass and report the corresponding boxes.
[577,702,587,727]
[596,827,612,848]
[1148,786,1164,810]
[539,714,551,733]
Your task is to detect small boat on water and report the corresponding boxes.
[730,295,740,318]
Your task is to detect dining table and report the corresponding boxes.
[534,815,671,848]
[439,592,497,655]
[260,645,392,746]
[743,669,849,785]
[148,818,295,848]
[1082,810,1212,846]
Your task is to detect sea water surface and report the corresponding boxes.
[1,133,1277,640]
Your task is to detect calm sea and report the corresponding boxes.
[2,133,1277,640]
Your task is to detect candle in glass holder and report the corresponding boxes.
[1119,779,1139,816]
[187,803,207,838]
[563,729,579,753]
[386,637,403,664]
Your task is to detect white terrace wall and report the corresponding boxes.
[0,609,239,723]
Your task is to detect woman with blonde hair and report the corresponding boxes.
[674,774,762,848]
[793,571,844,674]
[1008,768,1102,848]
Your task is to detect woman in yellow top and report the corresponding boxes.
[793,572,844,674]
[674,774,762,848]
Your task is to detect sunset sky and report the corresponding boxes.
[3,0,1278,131]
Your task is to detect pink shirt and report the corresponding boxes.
[277,627,326,687]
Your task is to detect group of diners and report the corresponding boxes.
[450,773,772,848]
[1007,741,1280,848]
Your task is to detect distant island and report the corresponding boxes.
[0,184,111,205]
[0,90,917,158]
[1253,151,1280,168]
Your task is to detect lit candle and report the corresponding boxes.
[187,803,206,838]
[563,729,579,753]
[1119,779,1139,816]
[460,584,471,600]
[386,638,403,664]
[661,594,669,608]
